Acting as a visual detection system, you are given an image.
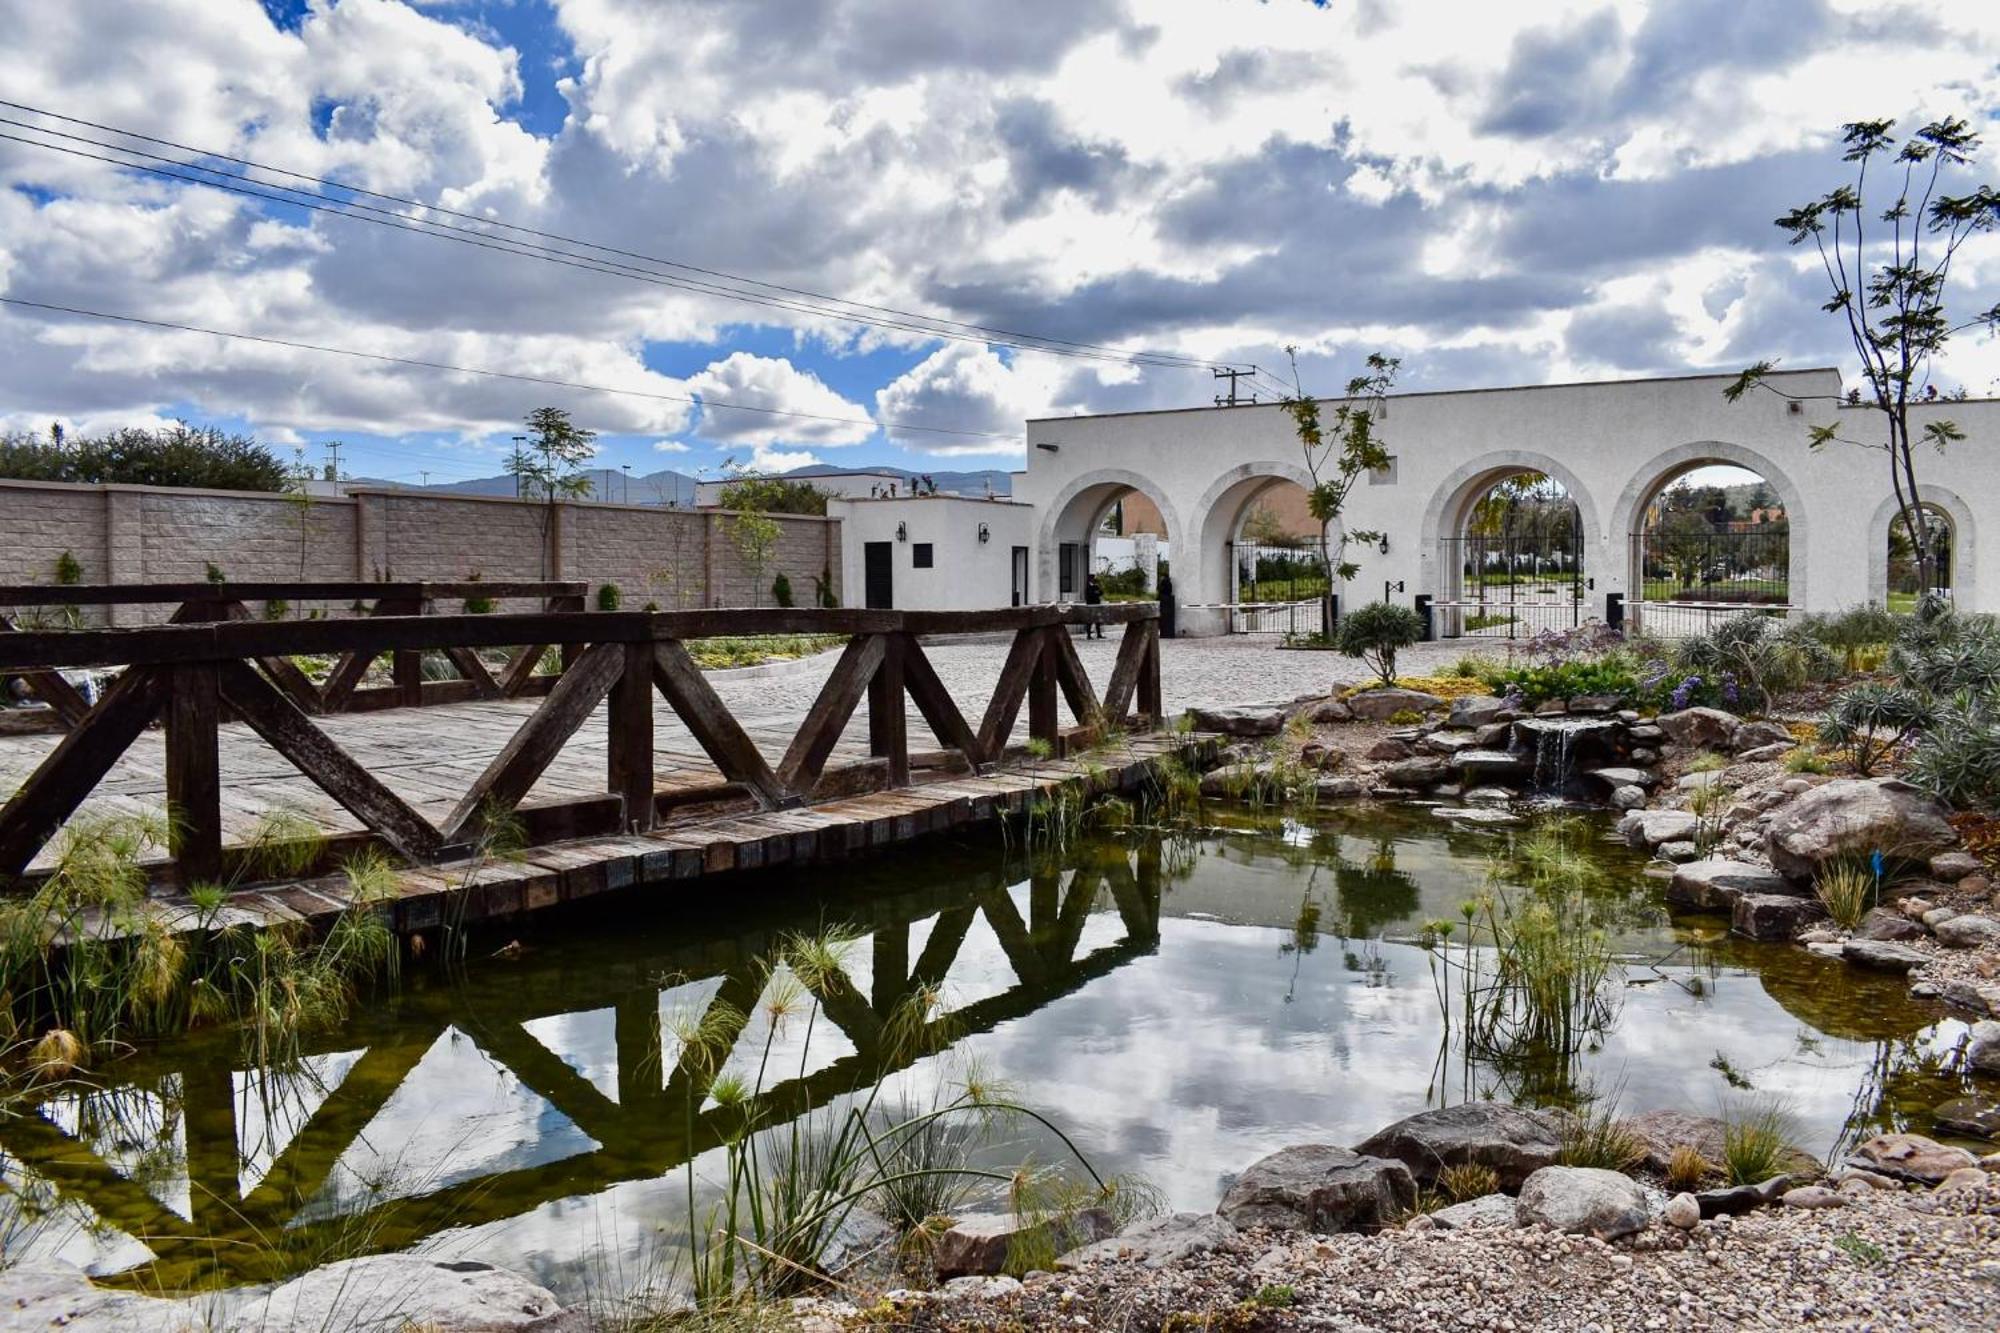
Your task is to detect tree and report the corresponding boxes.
[716,475,829,516]
[1281,350,1395,631]
[1652,509,1714,591]
[508,407,598,579]
[732,508,781,607]
[1725,117,2000,600]
[0,422,287,491]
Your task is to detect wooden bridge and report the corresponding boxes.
[0,841,1170,1289]
[0,583,1170,928]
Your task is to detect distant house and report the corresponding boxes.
[693,470,926,507]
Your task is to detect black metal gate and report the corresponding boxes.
[1228,540,1328,635]
[1629,526,1790,637]
[1432,532,1584,638]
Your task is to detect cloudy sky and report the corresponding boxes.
[2,0,1998,485]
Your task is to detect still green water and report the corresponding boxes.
[0,803,1980,1297]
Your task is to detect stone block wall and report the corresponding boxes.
[0,479,842,622]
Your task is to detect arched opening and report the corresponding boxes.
[1229,479,1325,633]
[1041,472,1178,609]
[1887,502,1954,612]
[1434,469,1584,639]
[1629,462,1791,637]
[1192,464,1327,635]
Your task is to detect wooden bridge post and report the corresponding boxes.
[1138,618,1163,723]
[1028,626,1060,751]
[867,632,909,787]
[608,641,656,831]
[165,661,223,885]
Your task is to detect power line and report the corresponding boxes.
[0,295,1023,442]
[0,99,1241,375]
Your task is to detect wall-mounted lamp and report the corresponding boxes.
[1033,442,1061,453]
[977,522,990,544]
[1377,533,1391,555]
[895,522,908,542]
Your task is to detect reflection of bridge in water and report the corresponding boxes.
[1,843,1167,1290]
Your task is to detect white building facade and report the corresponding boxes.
[1004,368,2000,637]
[824,494,1037,610]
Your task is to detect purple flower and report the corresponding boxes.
[1670,675,1701,710]
[1720,672,1740,706]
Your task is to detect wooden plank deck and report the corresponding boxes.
[59,730,1200,944]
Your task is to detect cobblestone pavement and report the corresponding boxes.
[711,631,1485,735]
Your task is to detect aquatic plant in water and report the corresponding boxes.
[666,930,1148,1307]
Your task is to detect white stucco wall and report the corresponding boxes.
[1014,369,2000,635]
[825,495,1037,610]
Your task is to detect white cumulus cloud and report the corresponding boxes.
[685,351,875,446]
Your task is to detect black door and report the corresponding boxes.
[1011,546,1029,606]
[864,541,894,609]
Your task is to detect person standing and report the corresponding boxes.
[1083,571,1104,638]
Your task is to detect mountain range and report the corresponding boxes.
[352,463,1014,503]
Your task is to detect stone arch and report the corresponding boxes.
[1035,468,1183,603]
[1868,485,1975,609]
[1419,452,1603,610]
[1190,461,1327,612]
[1607,439,1808,614]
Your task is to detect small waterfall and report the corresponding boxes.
[1514,717,1619,796]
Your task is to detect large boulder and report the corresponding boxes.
[1588,767,1660,790]
[1854,908,1926,942]
[1968,1020,2000,1076]
[1932,1096,2000,1139]
[1454,749,1531,781]
[1764,779,1957,881]
[1618,1110,1815,1178]
[1217,1144,1416,1233]
[1935,914,2000,949]
[1385,757,1453,788]
[1732,720,1796,752]
[1449,695,1508,728]
[1353,1103,1561,1191]
[1656,707,1741,751]
[1622,809,1698,849]
[1347,688,1446,721]
[1732,892,1827,941]
[1187,703,1289,737]
[1841,939,1931,972]
[1058,1212,1236,1269]
[935,1209,1116,1277]
[228,1257,564,1333]
[0,1263,189,1333]
[1665,860,1793,911]
[1844,1133,1977,1185]
[1420,729,1483,756]
[1514,1166,1651,1240]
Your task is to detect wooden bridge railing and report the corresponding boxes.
[0,602,1161,889]
[0,581,588,727]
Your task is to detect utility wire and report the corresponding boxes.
[0,99,1239,374]
[0,295,1023,442]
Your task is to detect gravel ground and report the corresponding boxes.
[860,1181,2000,1332]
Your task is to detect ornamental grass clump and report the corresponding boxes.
[1813,859,1877,930]
[1720,1102,1797,1186]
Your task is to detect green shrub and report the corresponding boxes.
[53,550,82,585]
[1905,695,2000,808]
[462,571,495,615]
[596,582,621,611]
[1491,655,1641,707]
[814,564,839,609]
[772,571,794,608]
[1336,601,1425,685]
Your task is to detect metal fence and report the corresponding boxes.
[1431,533,1584,639]
[1628,527,1791,638]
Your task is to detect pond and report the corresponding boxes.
[0,801,1981,1299]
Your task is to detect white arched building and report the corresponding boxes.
[1008,367,1999,637]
